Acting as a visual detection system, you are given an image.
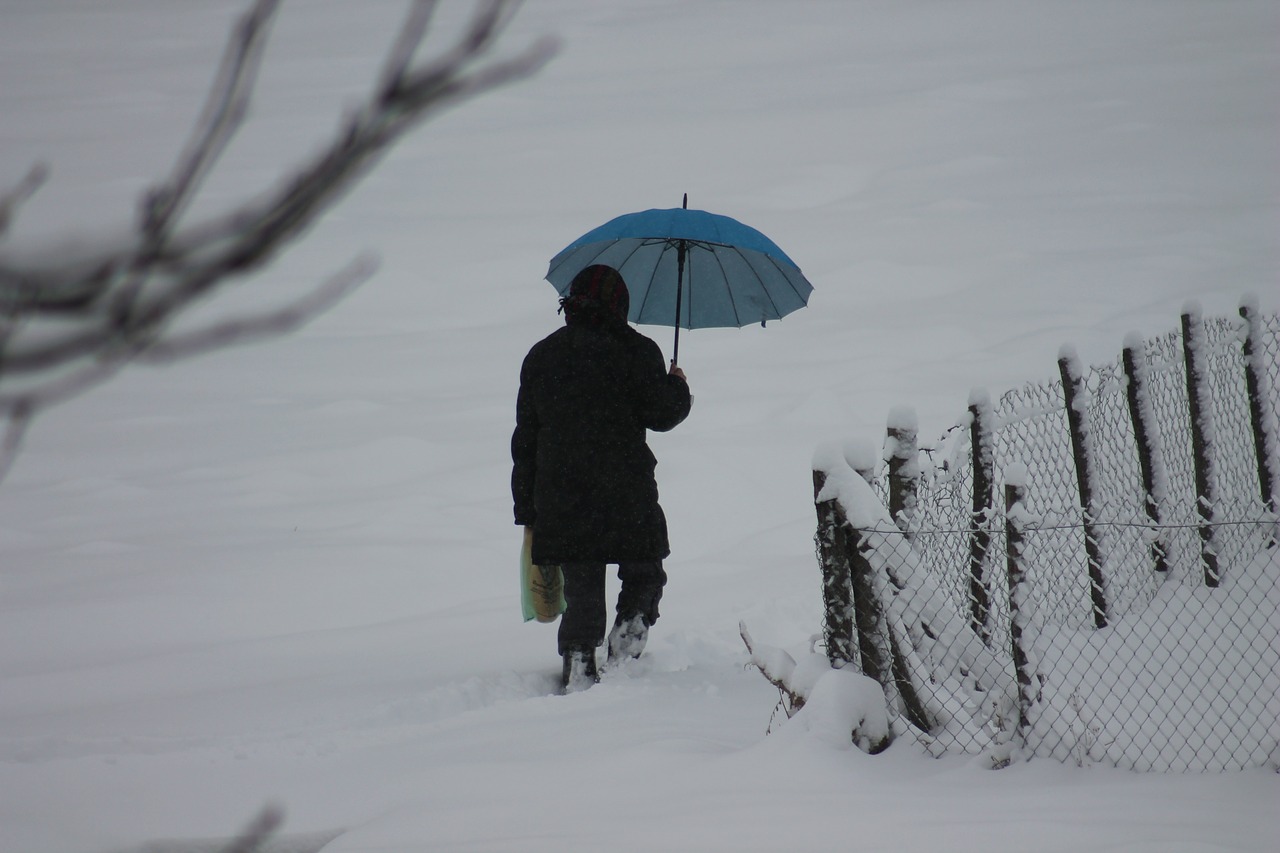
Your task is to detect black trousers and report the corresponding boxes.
[557,561,666,655]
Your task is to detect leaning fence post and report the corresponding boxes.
[1181,303,1221,586]
[1005,465,1039,739]
[1059,346,1108,628]
[846,529,892,686]
[884,607,934,733]
[828,443,897,681]
[968,390,995,644]
[1122,333,1169,574]
[1239,296,1277,526]
[851,523,934,734]
[814,469,856,669]
[886,406,919,539]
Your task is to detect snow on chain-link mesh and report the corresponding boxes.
[856,310,1279,772]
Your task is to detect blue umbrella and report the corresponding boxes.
[546,196,814,365]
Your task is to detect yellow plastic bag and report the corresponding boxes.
[520,528,565,623]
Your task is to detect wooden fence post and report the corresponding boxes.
[968,390,995,644]
[1058,348,1108,628]
[814,469,856,669]
[1121,335,1169,574]
[1181,305,1221,586]
[886,406,919,540]
[852,527,934,734]
[1239,297,1277,523]
[846,528,892,686]
[814,467,893,683]
[885,611,934,733]
[1005,470,1039,738]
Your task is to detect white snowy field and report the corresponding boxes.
[1,1,1278,851]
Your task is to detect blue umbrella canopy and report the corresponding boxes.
[546,206,814,338]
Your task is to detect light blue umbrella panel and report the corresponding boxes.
[546,200,814,364]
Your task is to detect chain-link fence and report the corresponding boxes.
[813,301,1278,771]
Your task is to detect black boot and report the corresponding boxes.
[612,562,663,664]
[561,647,600,693]
[607,613,649,663]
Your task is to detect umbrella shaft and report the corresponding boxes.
[673,239,686,366]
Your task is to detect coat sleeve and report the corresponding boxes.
[632,334,692,433]
[511,357,539,526]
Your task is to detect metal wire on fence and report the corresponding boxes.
[815,300,1279,772]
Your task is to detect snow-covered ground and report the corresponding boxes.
[1,1,1277,851]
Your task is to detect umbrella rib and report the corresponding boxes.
[727,246,785,326]
[558,242,619,293]
[761,252,810,310]
[608,238,661,322]
[614,237,653,280]
[751,251,786,322]
[634,240,674,324]
[708,247,743,327]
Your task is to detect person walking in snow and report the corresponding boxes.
[511,264,692,692]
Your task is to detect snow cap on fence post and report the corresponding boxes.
[812,441,885,529]
[812,441,846,479]
[844,439,878,485]
[884,405,919,470]
[1057,344,1090,412]
[967,386,991,412]
[886,404,918,433]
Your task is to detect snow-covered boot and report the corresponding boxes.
[561,648,599,693]
[607,613,648,663]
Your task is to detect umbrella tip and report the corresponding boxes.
[682,193,687,209]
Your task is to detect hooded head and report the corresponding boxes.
[562,265,630,327]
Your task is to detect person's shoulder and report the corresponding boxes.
[521,326,570,368]
[623,325,666,361]
[527,325,571,353]
[619,323,659,349]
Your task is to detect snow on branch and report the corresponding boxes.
[0,0,556,478]
[740,620,891,753]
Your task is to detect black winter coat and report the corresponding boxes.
[511,321,691,565]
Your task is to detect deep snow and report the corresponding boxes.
[1,1,1278,851]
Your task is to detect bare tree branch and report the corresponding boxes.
[0,402,32,485]
[740,620,807,717]
[216,803,285,853]
[377,0,439,100]
[138,0,281,249]
[0,0,556,482]
[0,163,49,242]
[135,253,377,363]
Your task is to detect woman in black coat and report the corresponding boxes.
[512,265,691,690]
